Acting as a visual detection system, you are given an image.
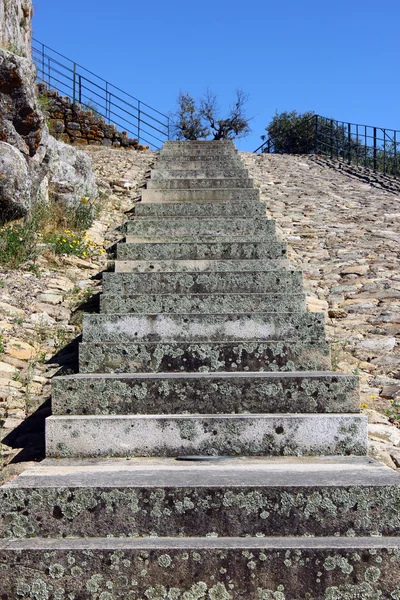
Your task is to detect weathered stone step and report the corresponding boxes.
[3,535,400,599]
[114,258,290,273]
[147,178,254,189]
[141,188,259,203]
[99,292,306,314]
[51,372,359,415]
[82,313,325,344]
[133,200,265,217]
[117,240,287,261]
[4,457,398,540]
[45,414,367,458]
[102,269,302,295]
[124,217,274,238]
[159,147,237,156]
[151,168,249,179]
[156,158,244,169]
[79,340,331,373]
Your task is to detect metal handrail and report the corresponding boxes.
[254,114,400,179]
[32,38,170,149]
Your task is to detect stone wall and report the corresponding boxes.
[38,85,145,149]
[0,0,32,58]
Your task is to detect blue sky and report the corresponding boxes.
[33,0,399,151]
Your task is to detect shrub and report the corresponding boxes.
[42,230,105,258]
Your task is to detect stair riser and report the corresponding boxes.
[114,259,290,273]
[147,179,254,189]
[124,218,274,237]
[102,270,302,295]
[82,313,325,344]
[2,483,397,539]
[151,168,249,179]
[46,415,367,458]
[79,341,331,374]
[140,188,260,202]
[3,542,399,599]
[156,159,244,169]
[117,241,287,261]
[51,373,359,415]
[133,200,265,217]
[99,293,306,314]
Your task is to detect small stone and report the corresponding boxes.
[0,361,18,378]
[5,339,36,360]
[340,265,369,276]
[37,293,63,305]
[328,308,348,319]
[0,302,24,318]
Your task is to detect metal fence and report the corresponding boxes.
[32,38,171,149]
[254,114,400,179]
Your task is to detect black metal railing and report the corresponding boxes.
[32,39,171,149]
[254,114,400,179]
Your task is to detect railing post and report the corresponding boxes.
[41,43,45,83]
[106,83,109,123]
[394,131,397,179]
[383,129,386,174]
[138,100,141,144]
[78,75,82,104]
[373,127,377,171]
[347,122,351,164]
[72,62,77,105]
[330,119,333,158]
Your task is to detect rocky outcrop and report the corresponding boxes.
[0,0,32,58]
[0,5,98,220]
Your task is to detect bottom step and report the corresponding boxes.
[1,536,400,599]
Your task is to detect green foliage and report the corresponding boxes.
[265,110,316,153]
[173,89,251,141]
[0,334,4,354]
[0,193,103,269]
[0,221,38,268]
[37,94,51,116]
[42,230,105,258]
[174,92,209,141]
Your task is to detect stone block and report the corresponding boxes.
[133,199,265,217]
[140,188,260,203]
[116,240,288,261]
[78,340,332,373]
[102,269,302,295]
[124,217,274,239]
[51,372,360,416]
[147,178,254,189]
[82,313,326,344]
[99,292,306,314]
[114,258,290,273]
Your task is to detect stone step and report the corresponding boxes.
[123,217,274,239]
[114,258,290,273]
[2,535,400,598]
[82,313,325,344]
[156,158,244,169]
[45,414,367,458]
[163,140,235,148]
[151,168,249,179]
[4,457,398,540]
[79,340,331,373]
[133,200,265,217]
[51,372,359,416]
[102,270,302,295]
[147,178,254,189]
[140,188,259,203]
[116,240,287,261]
[159,147,237,156]
[99,292,306,314]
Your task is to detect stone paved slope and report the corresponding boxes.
[1,141,400,598]
[242,152,400,467]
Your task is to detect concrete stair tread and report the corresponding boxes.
[3,536,400,550]
[52,370,359,415]
[117,241,287,260]
[79,340,332,373]
[133,200,265,217]
[45,413,367,458]
[4,456,396,488]
[100,293,306,314]
[114,259,291,272]
[82,313,324,344]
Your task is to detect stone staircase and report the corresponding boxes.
[1,140,400,598]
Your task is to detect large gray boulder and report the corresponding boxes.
[0,48,97,220]
[0,141,31,218]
